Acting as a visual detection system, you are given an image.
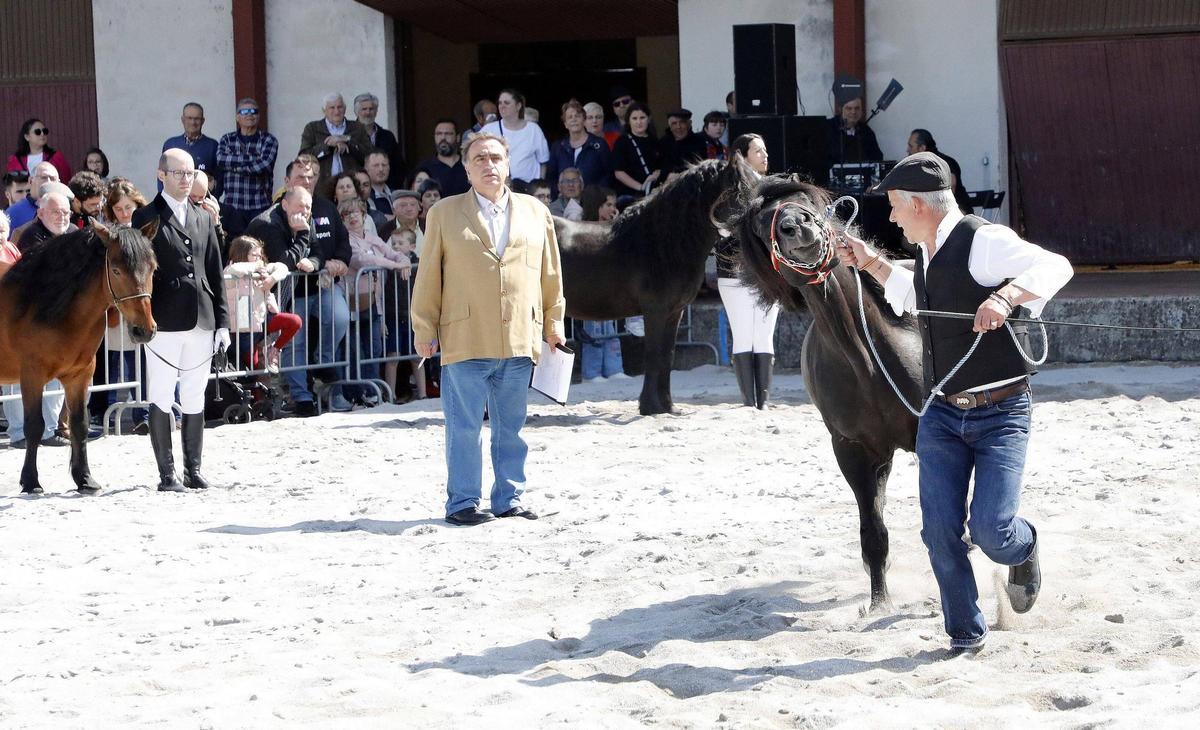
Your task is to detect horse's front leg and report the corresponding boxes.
[64,374,102,495]
[18,376,47,495]
[831,434,894,613]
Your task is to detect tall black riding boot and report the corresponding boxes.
[181,413,211,490]
[731,352,756,407]
[753,353,774,410]
[150,405,185,492]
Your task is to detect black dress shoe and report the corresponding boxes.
[1006,531,1041,614]
[496,507,538,520]
[445,508,496,526]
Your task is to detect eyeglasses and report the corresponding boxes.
[612,98,632,108]
[238,108,259,116]
[163,169,198,180]
[31,127,49,136]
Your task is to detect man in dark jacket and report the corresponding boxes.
[827,96,883,166]
[133,148,229,492]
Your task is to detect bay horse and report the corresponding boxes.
[555,159,751,415]
[0,223,158,495]
[731,177,922,610]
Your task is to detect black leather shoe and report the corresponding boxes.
[294,400,317,418]
[496,507,539,520]
[445,508,496,526]
[1006,529,1041,614]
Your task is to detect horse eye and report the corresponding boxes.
[111,267,122,275]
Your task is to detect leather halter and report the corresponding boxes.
[768,201,837,285]
[105,247,151,307]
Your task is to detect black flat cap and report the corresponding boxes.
[873,152,951,193]
[667,108,692,119]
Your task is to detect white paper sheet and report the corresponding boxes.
[530,342,574,405]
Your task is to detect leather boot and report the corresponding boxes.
[753,353,774,410]
[181,413,211,490]
[731,352,755,407]
[150,406,185,492]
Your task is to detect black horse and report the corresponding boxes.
[555,159,750,415]
[731,176,922,610]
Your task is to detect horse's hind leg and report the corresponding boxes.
[831,435,894,612]
[18,376,46,495]
[64,374,103,494]
[637,309,684,416]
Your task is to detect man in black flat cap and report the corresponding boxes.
[835,151,1074,654]
[658,108,705,180]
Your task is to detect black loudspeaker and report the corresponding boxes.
[733,24,797,116]
[728,115,829,184]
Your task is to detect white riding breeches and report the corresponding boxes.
[144,327,214,414]
[718,277,780,354]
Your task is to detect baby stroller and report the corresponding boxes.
[203,346,279,424]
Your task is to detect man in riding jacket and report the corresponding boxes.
[134,148,229,493]
[836,152,1073,653]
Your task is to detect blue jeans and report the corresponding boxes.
[581,320,624,379]
[106,350,146,423]
[441,357,533,516]
[283,286,350,402]
[2,381,64,442]
[343,310,384,401]
[917,391,1036,648]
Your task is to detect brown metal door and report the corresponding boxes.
[1001,34,1200,264]
[0,0,98,182]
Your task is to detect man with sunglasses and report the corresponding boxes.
[603,86,635,150]
[216,97,279,238]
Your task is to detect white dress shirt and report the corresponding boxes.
[475,188,511,258]
[163,192,188,228]
[882,208,1074,393]
[325,119,348,175]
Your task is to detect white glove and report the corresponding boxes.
[214,327,231,353]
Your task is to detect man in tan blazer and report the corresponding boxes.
[411,133,566,526]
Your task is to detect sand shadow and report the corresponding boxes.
[408,581,867,680]
[522,649,951,699]
[202,517,445,536]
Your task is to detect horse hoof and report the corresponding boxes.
[20,484,44,495]
[76,484,103,496]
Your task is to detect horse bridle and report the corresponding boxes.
[105,247,151,307]
[768,200,839,285]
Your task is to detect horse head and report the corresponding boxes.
[732,176,840,304]
[92,221,158,344]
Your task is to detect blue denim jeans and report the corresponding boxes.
[581,320,624,379]
[917,390,1036,648]
[440,357,533,516]
[343,310,383,401]
[2,380,64,442]
[106,350,146,423]
[282,285,350,402]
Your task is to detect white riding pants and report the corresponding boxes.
[145,327,213,414]
[718,277,780,354]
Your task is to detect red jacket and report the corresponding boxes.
[7,149,73,180]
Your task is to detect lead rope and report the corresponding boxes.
[826,196,1048,418]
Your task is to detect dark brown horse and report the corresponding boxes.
[555,159,751,415]
[731,177,922,610]
[0,223,158,495]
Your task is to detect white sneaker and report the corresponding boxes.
[329,393,353,412]
[625,317,645,337]
[607,372,631,380]
[583,376,607,384]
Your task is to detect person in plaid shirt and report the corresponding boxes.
[217,97,278,238]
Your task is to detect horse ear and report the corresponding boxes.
[139,218,160,241]
[91,221,113,245]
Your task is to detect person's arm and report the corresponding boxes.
[205,220,230,331]
[971,226,1074,318]
[298,122,329,159]
[834,232,916,316]
[234,134,277,177]
[347,124,372,166]
[409,206,445,357]
[224,262,259,277]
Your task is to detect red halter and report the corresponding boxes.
[768,201,838,285]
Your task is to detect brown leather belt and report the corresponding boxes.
[941,378,1030,410]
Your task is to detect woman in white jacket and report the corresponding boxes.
[223,235,301,373]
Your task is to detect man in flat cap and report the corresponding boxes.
[836,151,1074,654]
[658,108,704,180]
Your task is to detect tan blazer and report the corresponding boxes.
[410,191,565,366]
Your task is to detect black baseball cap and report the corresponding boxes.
[872,152,951,193]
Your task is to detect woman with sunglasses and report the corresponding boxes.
[7,118,72,179]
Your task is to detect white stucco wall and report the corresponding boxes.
[865,0,1005,207]
[265,0,394,177]
[93,0,236,197]
[678,0,834,122]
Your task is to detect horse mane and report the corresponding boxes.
[0,225,155,325]
[608,159,730,283]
